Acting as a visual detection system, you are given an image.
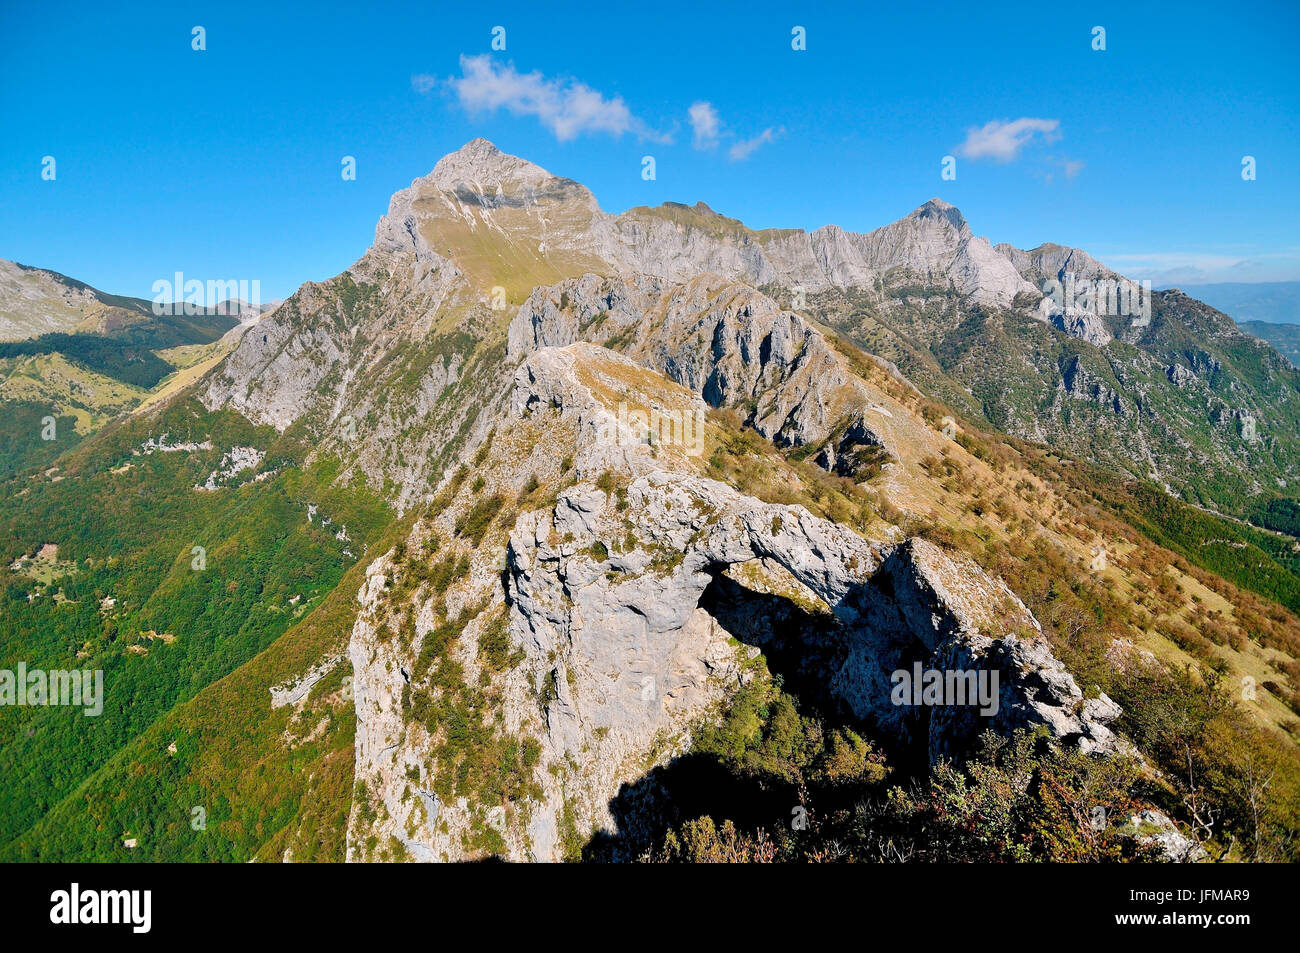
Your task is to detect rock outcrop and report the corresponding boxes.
[510,472,1119,778]
[509,272,896,475]
[1124,809,1208,863]
[344,342,1121,862]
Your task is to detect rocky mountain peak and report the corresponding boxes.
[996,241,1117,284]
[425,136,564,196]
[909,197,969,234]
[366,138,605,274]
[362,142,1045,307]
[449,135,502,160]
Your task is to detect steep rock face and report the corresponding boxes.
[344,342,1120,862]
[602,206,786,289]
[602,198,1036,307]
[840,200,1035,305]
[996,241,1141,347]
[877,538,1120,760]
[509,272,895,474]
[362,141,1040,307]
[995,241,1117,285]
[598,197,1034,304]
[504,470,1117,858]
[505,347,1120,762]
[506,272,655,360]
[1049,307,1114,347]
[201,236,512,510]
[697,526,1121,764]
[501,471,882,860]
[201,278,359,432]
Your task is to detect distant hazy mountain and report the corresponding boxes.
[1241,319,1300,365]
[1166,281,1300,324]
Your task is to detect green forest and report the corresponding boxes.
[0,397,389,858]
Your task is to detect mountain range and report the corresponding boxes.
[3,139,1298,863]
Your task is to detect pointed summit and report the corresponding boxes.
[368,141,1035,306]
[426,137,565,196]
[455,136,502,156]
[909,197,968,233]
[368,139,609,290]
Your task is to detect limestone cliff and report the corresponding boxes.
[344,343,1118,861]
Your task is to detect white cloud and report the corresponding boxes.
[688,101,721,150]
[435,54,671,143]
[411,73,437,95]
[728,126,783,161]
[958,117,1060,162]
[1037,155,1086,184]
[685,102,782,160]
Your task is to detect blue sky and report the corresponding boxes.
[1,0,1298,302]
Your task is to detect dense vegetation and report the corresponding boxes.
[0,402,84,477]
[800,283,1300,528]
[0,308,236,389]
[635,653,1297,862]
[0,397,388,858]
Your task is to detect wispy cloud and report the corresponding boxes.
[1037,154,1086,184]
[728,126,784,161]
[685,101,782,161]
[428,55,672,143]
[411,73,437,95]
[958,117,1060,162]
[688,101,721,150]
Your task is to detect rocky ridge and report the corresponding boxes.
[344,341,1119,861]
[0,258,152,341]
[508,271,902,476]
[381,140,1037,307]
[200,138,1300,512]
[180,140,1293,863]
